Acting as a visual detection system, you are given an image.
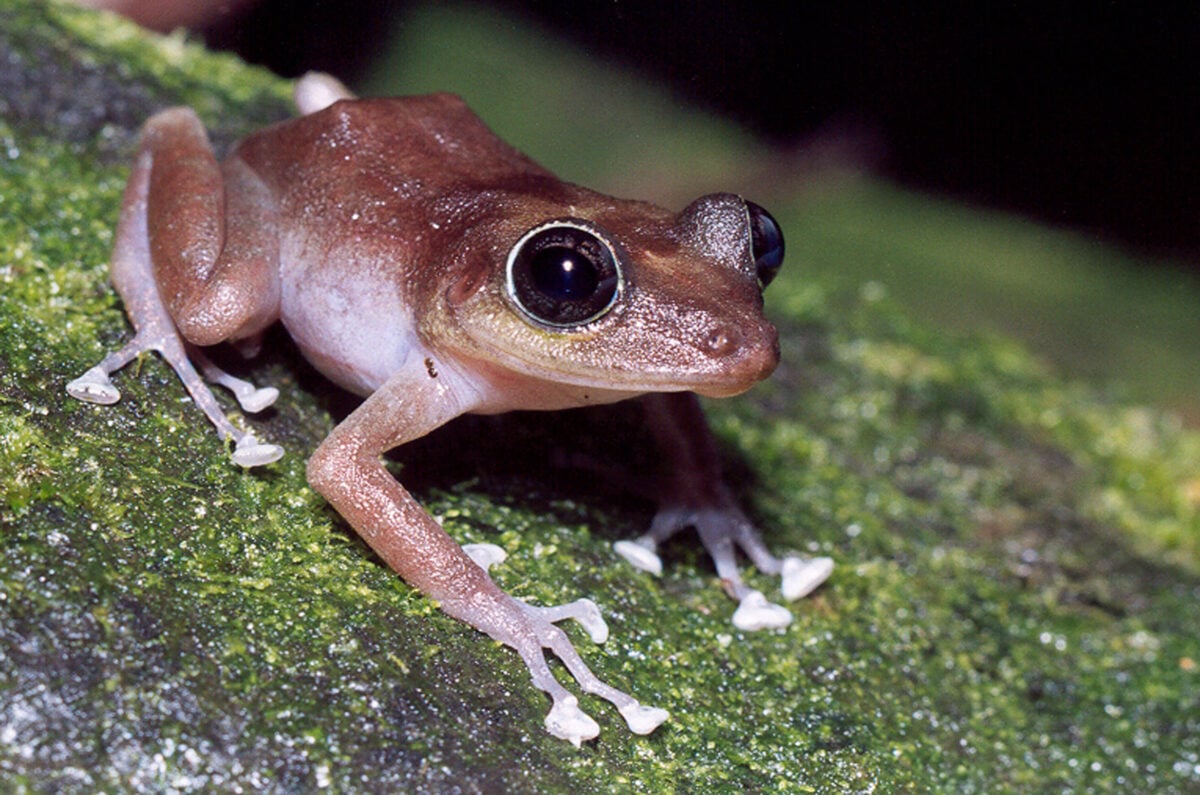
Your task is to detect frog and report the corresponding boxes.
[66,72,834,745]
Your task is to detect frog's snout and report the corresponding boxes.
[694,318,779,397]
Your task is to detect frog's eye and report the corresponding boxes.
[506,221,622,328]
[746,201,784,289]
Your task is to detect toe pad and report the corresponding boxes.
[66,368,120,405]
[614,539,663,576]
[732,590,792,631]
[781,556,834,601]
[545,696,600,747]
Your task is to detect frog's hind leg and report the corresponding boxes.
[67,114,282,468]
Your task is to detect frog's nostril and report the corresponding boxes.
[702,325,741,358]
[691,320,779,397]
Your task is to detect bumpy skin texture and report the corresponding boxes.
[67,73,831,745]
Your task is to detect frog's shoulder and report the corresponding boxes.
[239,94,555,188]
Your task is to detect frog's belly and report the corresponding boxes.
[278,252,419,397]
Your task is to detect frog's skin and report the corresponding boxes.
[67,73,834,745]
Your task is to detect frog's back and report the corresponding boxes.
[234,95,561,211]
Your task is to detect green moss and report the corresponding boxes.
[2,1,1198,792]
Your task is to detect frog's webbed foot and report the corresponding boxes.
[459,543,669,746]
[615,502,833,631]
[67,330,283,468]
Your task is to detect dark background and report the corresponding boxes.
[207,1,1200,264]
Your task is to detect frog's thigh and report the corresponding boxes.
[143,109,280,348]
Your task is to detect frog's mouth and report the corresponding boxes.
[444,281,780,405]
[461,325,779,403]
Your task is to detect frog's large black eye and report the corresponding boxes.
[506,221,622,328]
[746,201,784,288]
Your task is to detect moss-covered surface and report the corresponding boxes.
[2,1,1199,792]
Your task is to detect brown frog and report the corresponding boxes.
[68,73,833,745]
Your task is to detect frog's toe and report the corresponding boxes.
[234,385,279,414]
[619,702,670,735]
[67,367,121,405]
[781,556,834,601]
[545,695,600,747]
[614,537,663,575]
[462,542,507,571]
[731,589,792,631]
[523,598,608,644]
[232,434,284,467]
[564,598,608,644]
[192,350,279,413]
[295,72,356,115]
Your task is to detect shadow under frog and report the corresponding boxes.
[67,72,833,745]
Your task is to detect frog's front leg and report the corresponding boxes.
[306,364,668,745]
[615,393,834,631]
[66,107,283,467]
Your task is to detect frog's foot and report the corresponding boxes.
[621,504,834,631]
[512,604,668,745]
[68,331,282,468]
[456,548,667,745]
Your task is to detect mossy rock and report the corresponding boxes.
[2,2,1198,792]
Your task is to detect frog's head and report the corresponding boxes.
[437,188,784,405]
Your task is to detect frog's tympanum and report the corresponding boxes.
[68,73,833,745]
